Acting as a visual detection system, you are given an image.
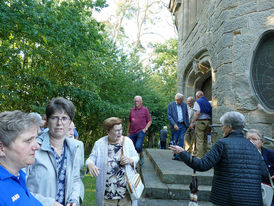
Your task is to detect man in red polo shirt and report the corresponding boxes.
[127,96,152,166]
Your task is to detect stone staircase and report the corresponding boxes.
[138,149,214,206]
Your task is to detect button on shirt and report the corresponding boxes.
[0,166,42,206]
[176,103,183,122]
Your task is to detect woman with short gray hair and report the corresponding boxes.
[170,111,268,206]
[0,110,42,205]
[220,111,246,131]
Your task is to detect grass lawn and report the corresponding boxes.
[83,174,96,206]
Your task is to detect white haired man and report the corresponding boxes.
[167,93,189,160]
[184,96,196,155]
[190,91,212,158]
[127,96,152,166]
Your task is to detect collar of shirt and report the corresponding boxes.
[134,106,143,110]
[0,166,25,182]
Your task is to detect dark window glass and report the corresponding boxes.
[251,32,274,111]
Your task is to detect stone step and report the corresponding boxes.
[138,198,213,206]
[140,149,212,201]
[145,149,213,185]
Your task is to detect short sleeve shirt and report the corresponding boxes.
[129,106,151,135]
[0,166,42,206]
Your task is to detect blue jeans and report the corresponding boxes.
[172,123,187,148]
[129,130,145,153]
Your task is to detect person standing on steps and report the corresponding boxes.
[184,96,196,155]
[190,91,212,158]
[127,96,152,166]
[167,93,189,160]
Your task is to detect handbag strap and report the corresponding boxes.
[121,136,125,156]
[121,136,134,193]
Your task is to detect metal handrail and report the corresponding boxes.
[209,124,274,142]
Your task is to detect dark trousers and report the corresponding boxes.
[160,141,166,149]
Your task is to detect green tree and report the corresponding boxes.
[0,0,178,153]
[147,38,178,105]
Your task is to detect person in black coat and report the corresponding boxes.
[170,111,268,206]
[159,126,168,149]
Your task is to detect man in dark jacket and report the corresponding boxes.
[167,93,189,157]
[159,126,168,149]
[170,111,268,206]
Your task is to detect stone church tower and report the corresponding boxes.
[169,0,274,139]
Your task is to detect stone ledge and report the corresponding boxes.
[141,149,213,201]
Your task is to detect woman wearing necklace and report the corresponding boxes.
[86,117,139,206]
[0,110,42,206]
[25,97,81,206]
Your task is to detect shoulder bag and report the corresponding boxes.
[121,136,144,200]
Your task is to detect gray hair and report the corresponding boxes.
[196,90,204,98]
[29,112,42,126]
[175,93,184,100]
[187,96,194,103]
[220,111,246,131]
[163,126,167,130]
[134,96,142,101]
[246,129,263,141]
[0,111,40,147]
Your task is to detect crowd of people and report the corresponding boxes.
[0,95,150,206]
[0,93,273,206]
[166,91,212,159]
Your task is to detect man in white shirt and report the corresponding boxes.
[184,96,196,155]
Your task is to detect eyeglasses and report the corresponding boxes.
[49,116,70,124]
[248,138,261,142]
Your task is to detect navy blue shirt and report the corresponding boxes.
[0,166,42,206]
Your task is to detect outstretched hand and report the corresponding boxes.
[169,145,184,154]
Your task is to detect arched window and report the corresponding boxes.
[251,31,274,112]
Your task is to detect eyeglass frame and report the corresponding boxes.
[49,116,71,124]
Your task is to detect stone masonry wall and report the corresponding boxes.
[176,0,274,138]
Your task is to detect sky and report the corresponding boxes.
[92,0,178,49]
